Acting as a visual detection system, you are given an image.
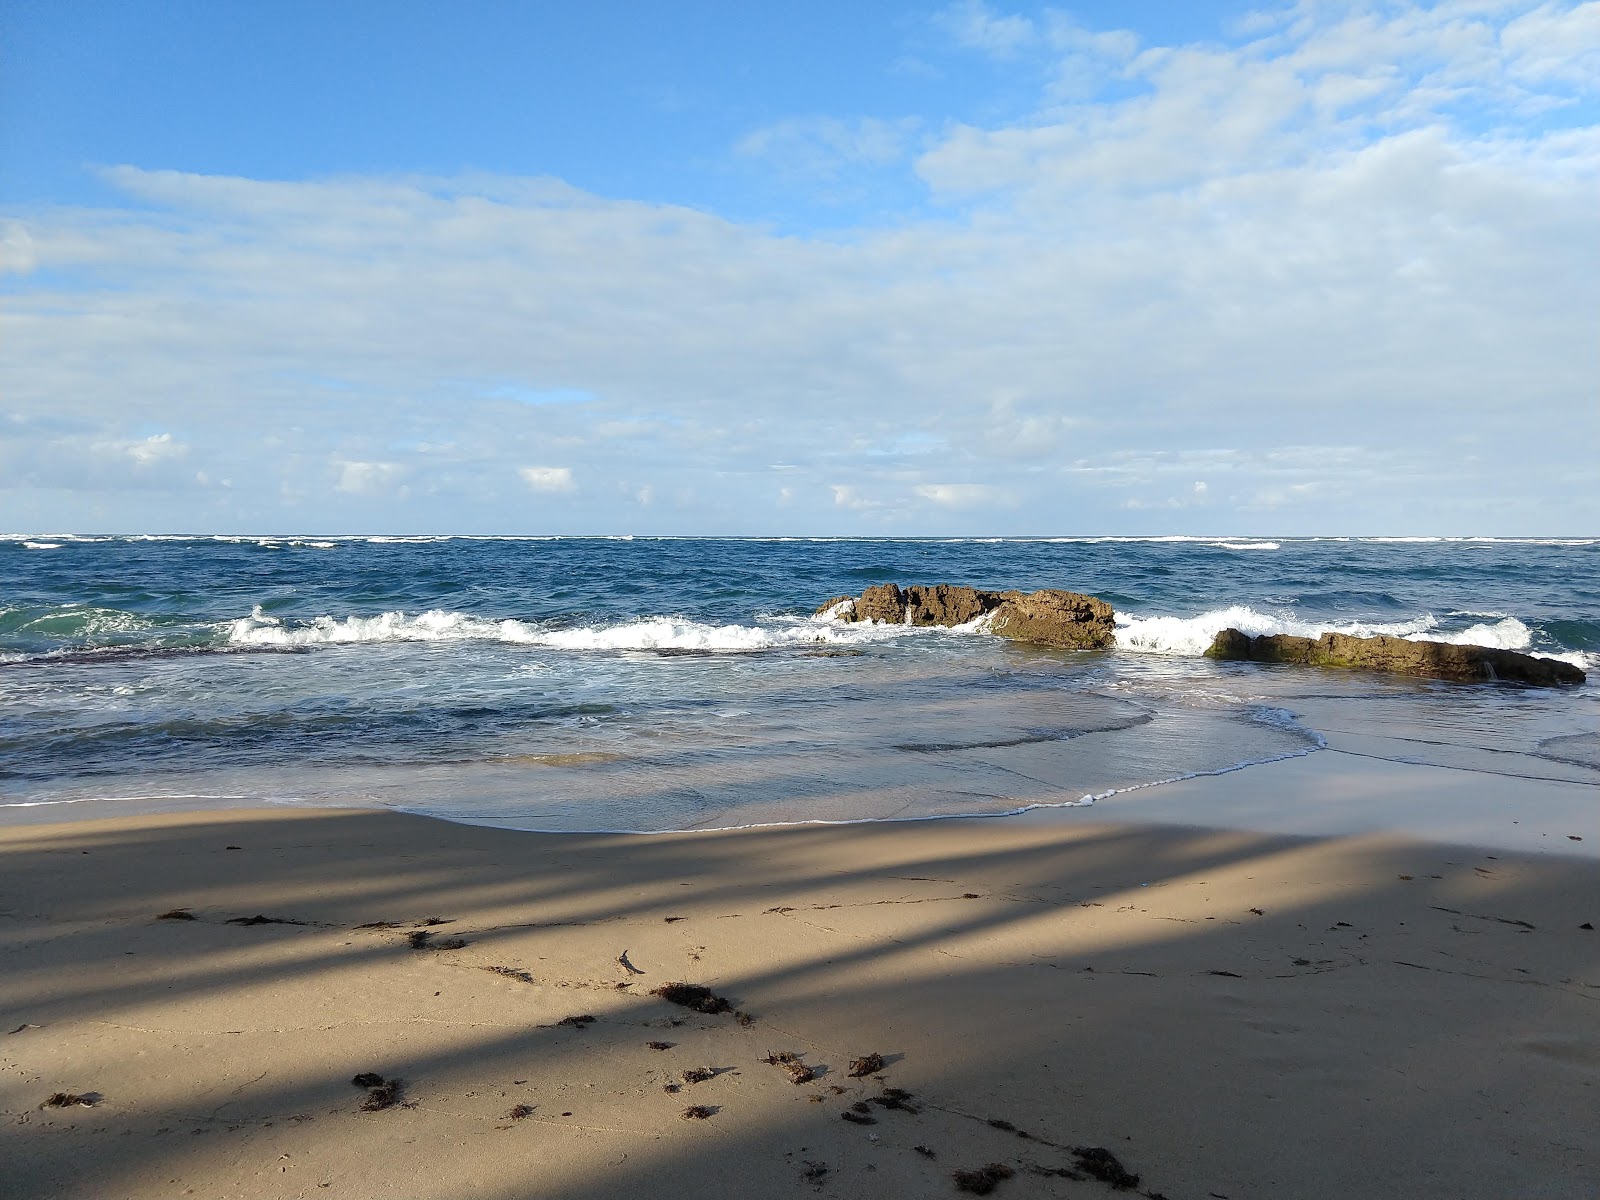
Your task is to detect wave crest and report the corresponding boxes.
[221,607,944,652]
[1114,606,1547,658]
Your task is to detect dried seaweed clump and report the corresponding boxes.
[680,1067,715,1085]
[557,1014,596,1028]
[952,1163,1014,1194]
[846,1052,885,1078]
[506,1104,535,1120]
[351,1073,404,1111]
[485,965,535,983]
[156,909,197,921]
[681,1104,715,1120]
[651,982,732,1014]
[1072,1146,1140,1189]
[763,1051,816,1084]
[645,1040,675,1051]
[407,929,468,950]
[871,1087,919,1113]
[40,1092,96,1109]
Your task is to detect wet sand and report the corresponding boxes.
[3,759,1598,1199]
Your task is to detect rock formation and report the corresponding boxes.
[1204,629,1585,687]
[817,583,1115,651]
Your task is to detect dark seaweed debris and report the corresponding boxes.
[681,1105,715,1120]
[763,1051,816,1084]
[1072,1146,1140,1189]
[651,982,732,1014]
[227,914,309,926]
[840,1110,877,1125]
[156,909,197,921]
[645,1040,676,1050]
[40,1092,96,1109]
[356,1076,404,1112]
[408,929,468,950]
[350,1073,385,1089]
[680,1068,714,1084]
[486,965,535,983]
[871,1087,920,1113]
[953,1163,1014,1194]
[557,1014,596,1028]
[507,1104,534,1120]
[847,1052,886,1078]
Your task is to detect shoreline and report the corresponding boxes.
[3,740,1593,863]
[4,756,1597,1198]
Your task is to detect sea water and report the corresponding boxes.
[1,535,1595,831]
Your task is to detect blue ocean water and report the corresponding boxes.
[2,535,1595,830]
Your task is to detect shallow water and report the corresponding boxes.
[2,535,1595,830]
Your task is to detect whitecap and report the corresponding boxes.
[219,607,970,652]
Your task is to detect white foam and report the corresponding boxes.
[220,607,946,652]
[1115,605,1436,656]
[1113,607,1595,669]
[1210,540,1279,551]
[22,541,61,550]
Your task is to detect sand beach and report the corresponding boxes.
[3,749,1596,1200]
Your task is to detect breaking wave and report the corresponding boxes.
[222,607,940,652]
[1114,605,1588,667]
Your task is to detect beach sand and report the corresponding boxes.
[3,759,1597,1199]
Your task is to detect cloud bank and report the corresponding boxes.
[2,2,1595,534]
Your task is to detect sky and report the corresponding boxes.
[1,1,1596,536]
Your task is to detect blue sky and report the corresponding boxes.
[2,1,1596,534]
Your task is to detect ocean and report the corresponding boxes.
[2,534,1595,831]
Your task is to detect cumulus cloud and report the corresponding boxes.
[335,460,403,495]
[1,2,1595,534]
[519,466,575,493]
[914,483,1010,508]
[934,0,1037,57]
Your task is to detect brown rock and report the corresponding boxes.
[990,589,1116,651]
[817,584,1115,651]
[1204,629,1585,687]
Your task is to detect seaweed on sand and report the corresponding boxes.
[650,982,732,1014]
[681,1105,715,1120]
[952,1163,1014,1194]
[1072,1146,1140,1189]
[40,1092,96,1109]
[355,1076,404,1112]
[846,1052,885,1078]
[762,1051,816,1084]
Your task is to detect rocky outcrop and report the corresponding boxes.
[1204,629,1585,687]
[817,583,1115,651]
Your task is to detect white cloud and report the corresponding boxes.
[519,466,576,494]
[335,460,403,495]
[934,0,1037,57]
[914,483,1010,508]
[115,433,186,466]
[736,116,921,178]
[1,3,1595,535]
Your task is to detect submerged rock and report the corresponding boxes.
[1204,629,1585,687]
[817,584,1115,651]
